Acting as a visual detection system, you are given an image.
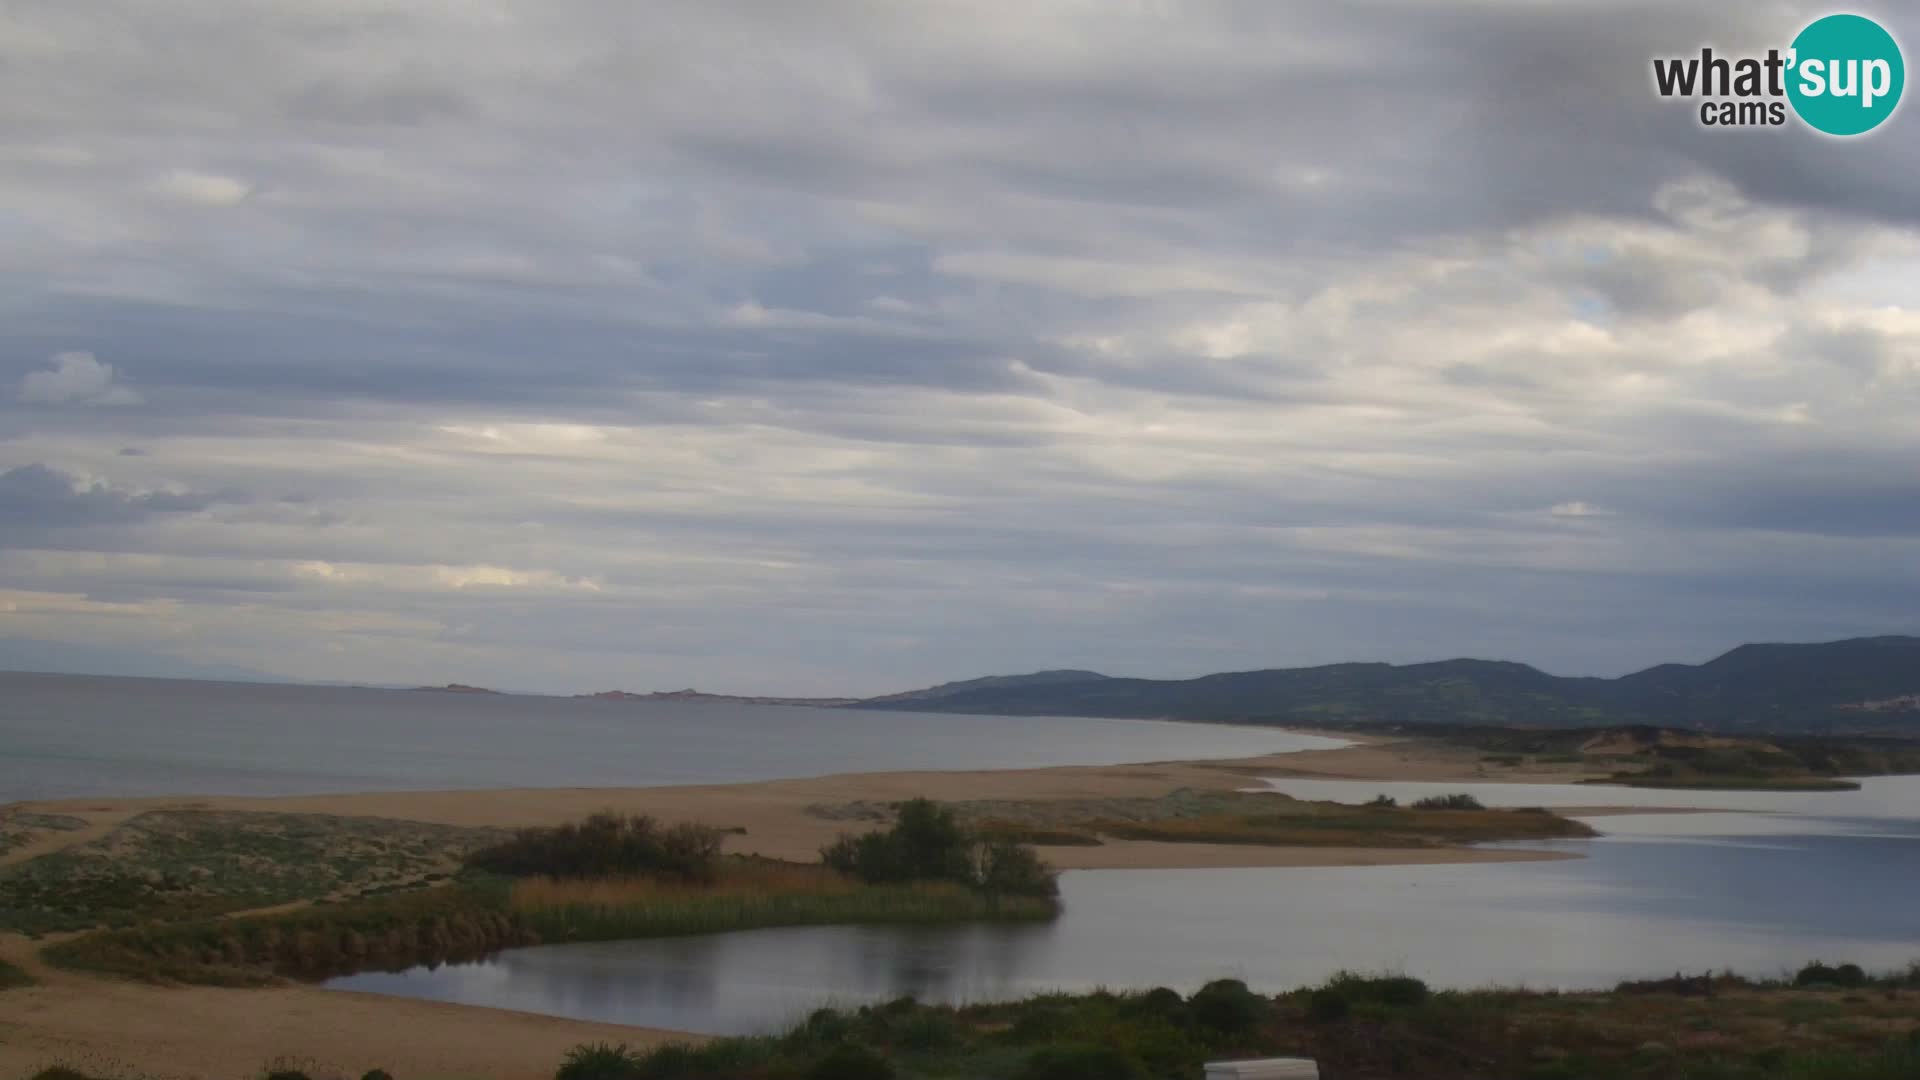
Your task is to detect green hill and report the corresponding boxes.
[856,636,1920,735]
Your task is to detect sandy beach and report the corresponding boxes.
[0,733,1621,1079]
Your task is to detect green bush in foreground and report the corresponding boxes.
[807,1044,895,1080]
[554,1042,647,1080]
[1016,1043,1147,1080]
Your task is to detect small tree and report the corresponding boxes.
[823,799,1056,898]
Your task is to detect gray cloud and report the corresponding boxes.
[0,463,232,535]
[1,0,1916,692]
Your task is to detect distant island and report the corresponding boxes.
[410,683,501,695]
[578,688,862,707]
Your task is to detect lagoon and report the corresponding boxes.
[329,778,1920,1034]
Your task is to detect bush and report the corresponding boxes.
[1796,961,1869,988]
[823,799,1057,899]
[556,1042,648,1080]
[1129,986,1190,1024]
[361,1072,394,1080]
[1018,1043,1148,1080]
[469,813,721,883]
[976,839,1060,899]
[792,1007,857,1047]
[1411,793,1485,811]
[1189,978,1266,1036]
[807,1044,895,1080]
[1307,988,1351,1023]
[1365,794,1398,807]
[1325,971,1429,1007]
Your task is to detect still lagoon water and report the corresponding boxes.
[331,778,1920,1034]
[0,671,1336,801]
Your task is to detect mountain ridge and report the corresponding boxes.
[851,636,1920,736]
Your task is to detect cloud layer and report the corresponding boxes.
[2,1,1916,692]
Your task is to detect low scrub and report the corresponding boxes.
[555,969,1920,1080]
[43,882,533,983]
[466,813,721,883]
[1410,793,1485,811]
[513,865,1055,942]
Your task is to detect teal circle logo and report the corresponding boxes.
[1787,14,1905,135]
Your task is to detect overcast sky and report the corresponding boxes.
[3,1,1917,694]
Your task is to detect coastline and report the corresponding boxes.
[1,733,1635,1079]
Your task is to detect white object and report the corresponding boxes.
[1204,1060,1320,1080]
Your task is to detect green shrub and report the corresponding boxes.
[1018,1043,1148,1080]
[28,1070,97,1080]
[361,1072,394,1080]
[1411,793,1485,810]
[896,1009,964,1051]
[469,813,720,883]
[1189,978,1266,1036]
[556,1042,649,1080]
[1365,794,1398,807]
[791,1007,857,1047]
[823,799,1057,899]
[807,1044,895,1080]
[1796,962,1869,988]
[976,839,1060,899]
[1325,971,1430,1007]
[1307,988,1351,1022]
[1129,986,1189,1024]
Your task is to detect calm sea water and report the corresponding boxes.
[329,779,1920,1034]
[0,671,1338,802]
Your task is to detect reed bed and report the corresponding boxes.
[511,864,1057,942]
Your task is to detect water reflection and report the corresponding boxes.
[330,789,1920,1035]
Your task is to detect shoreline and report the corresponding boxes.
[0,733,1667,1079]
[10,732,1605,872]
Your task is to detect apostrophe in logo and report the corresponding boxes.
[1651,13,1904,136]
[1787,14,1904,135]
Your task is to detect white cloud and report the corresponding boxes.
[1551,501,1610,518]
[151,168,252,207]
[19,352,141,406]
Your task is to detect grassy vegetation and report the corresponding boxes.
[44,861,1056,985]
[42,880,532,984]
[42,804,1062,985]
[0,955,34,989]
[513,859,1055,943]
[466,813,723,883]
[816,789,1592,851]
[0,811,503,935]
[0,811,87,858]
[535,966,1920,1080]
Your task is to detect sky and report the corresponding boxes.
[3,1,1918,695]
